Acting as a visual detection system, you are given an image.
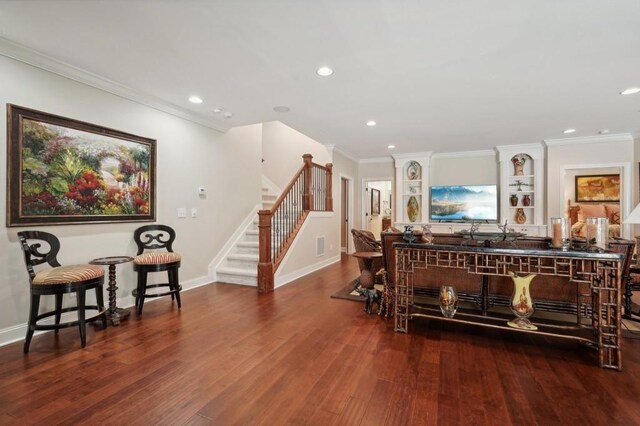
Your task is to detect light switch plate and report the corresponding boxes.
[177,208,187,218]
[191,208,197,218]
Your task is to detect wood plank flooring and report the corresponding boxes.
[2,254,640,425]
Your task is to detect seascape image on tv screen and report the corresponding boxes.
[430,185,497,221]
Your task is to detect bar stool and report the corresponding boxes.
[132,224,182,315]
[18,231,107,353]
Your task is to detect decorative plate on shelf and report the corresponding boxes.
[407,196,420,222]
[406,161,421,180]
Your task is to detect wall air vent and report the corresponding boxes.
[316,236,325,257]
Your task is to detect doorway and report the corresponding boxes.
[560,164,630,239]
[363,180,393,240]
[341,177,349,252]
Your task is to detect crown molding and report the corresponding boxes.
[325,144,359,163]
[544,133,633,147]
[359,156,393,164]
[0,37,230,133]
[495,142,545,161]
[391,151,433,161]
[431,149,495,159]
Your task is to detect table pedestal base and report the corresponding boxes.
[106,307,130,326]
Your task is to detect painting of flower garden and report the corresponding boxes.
[7,105,155,226]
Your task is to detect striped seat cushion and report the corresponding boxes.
[33,264,105,285]
[134,252,181,265]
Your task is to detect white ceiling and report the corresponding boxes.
[1,1,639,160]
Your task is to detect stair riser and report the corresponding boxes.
[226,259,258,269]
[236,246,259,255]
[216,273,257,286]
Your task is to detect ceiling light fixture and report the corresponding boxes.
[188,96,203,104]
[599,129,610,135]
[620,87,640,95]
[563,128,576,134]
[316,66,333,76]
[388,145,396,149]
[366,120,377,127]
[273,106,291,113]
[213,108,222,113]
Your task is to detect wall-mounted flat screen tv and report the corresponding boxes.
[430,185,498,222]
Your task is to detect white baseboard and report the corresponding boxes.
[274,254,340,288]
[0,274,212,348]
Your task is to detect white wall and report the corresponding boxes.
[261,121,332,189]
[430,154,498,186]
[275,213,339,286]
[333,151,358,253]
[0,55,262,344]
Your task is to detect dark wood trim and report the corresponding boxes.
[303,154,313,211]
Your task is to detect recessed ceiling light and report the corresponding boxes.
[273,106,291,113]
[316,66,333,76]
[620,87,640,95]
[388,145,396,149]
[366,120,377,127]
[599,129,610,135]
[213,108,222,113]
[563,128,576,134]
[188,96,203,104]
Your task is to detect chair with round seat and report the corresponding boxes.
[132,224,182,315]
[18,231,107,353]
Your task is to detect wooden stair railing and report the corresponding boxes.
[258,154,333,293]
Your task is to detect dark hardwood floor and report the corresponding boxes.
[2,253,640,425]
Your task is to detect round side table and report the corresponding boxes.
[90,256,134,326]
[352,251,383,289]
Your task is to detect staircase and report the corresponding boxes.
[215,187,278,285]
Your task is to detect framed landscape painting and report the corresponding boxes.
[6,104,156,226]
[371,188,380,215]
[575,174,620,203]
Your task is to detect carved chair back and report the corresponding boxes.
[17,231,62,282]
[133,224,176,255]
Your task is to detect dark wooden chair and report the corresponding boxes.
[132,224,182,315]
[18,231,107,353]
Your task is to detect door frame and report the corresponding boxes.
[340,173,355,254]
[558,162,631,238]
[361,177,394,237]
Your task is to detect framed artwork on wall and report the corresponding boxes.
[6,104,156,226]
[371,188,380,216]
[574,174,620,203]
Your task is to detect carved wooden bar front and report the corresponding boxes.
[393,243,623,370]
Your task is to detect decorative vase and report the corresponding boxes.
[407,196,420,222]
[509,194,518,206]
[586,217,609,251]
[421,224,433,244]
[515,208,526,224]
[550,217,571,250]
[439,286,458,318]
[522,194,531,206]
[511,154,527,176]
[507,273,537,330]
